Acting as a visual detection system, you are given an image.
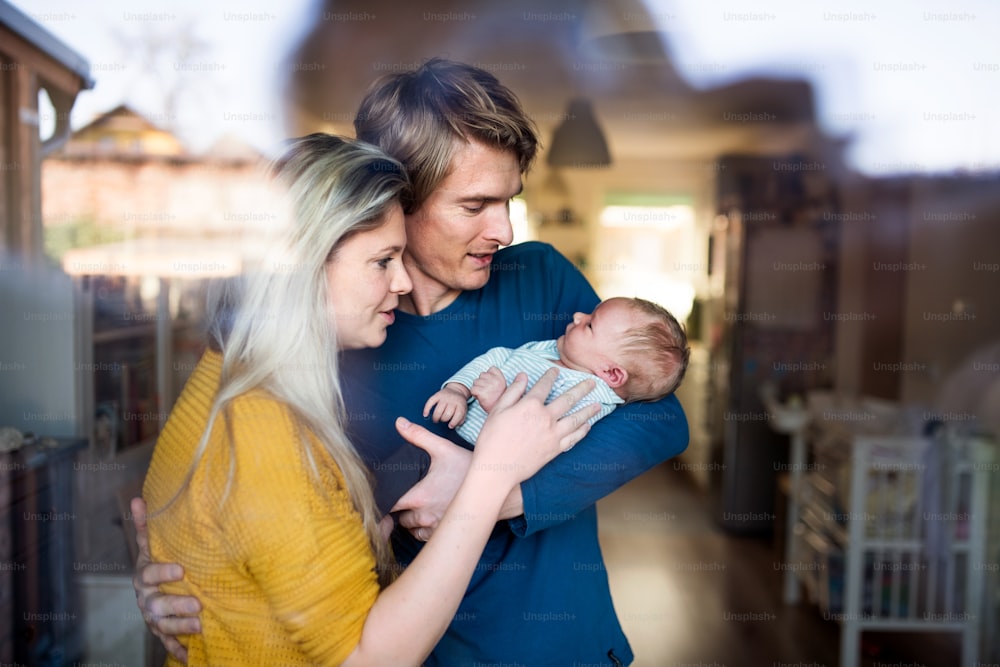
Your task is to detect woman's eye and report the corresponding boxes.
[377,258,392,269]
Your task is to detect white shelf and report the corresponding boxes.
[780,425,994,667]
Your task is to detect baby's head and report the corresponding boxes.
[615,298,690,402]
[558,297,690,403]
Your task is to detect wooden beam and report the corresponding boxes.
[11,63,40,262]
[0,22,88,264]
[0,56,7,258]
[0,24,88,98]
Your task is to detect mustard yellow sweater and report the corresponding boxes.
[143,351,379,666]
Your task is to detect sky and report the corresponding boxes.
[15,0,1000,175]
[19,0,315,155]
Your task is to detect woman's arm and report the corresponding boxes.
[132,370,597,666]
[342,369,598,666]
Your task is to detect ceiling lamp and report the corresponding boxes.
[579,0,671,65]
[546,98,612,168]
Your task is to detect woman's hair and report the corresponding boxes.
[354,57,539,213]
[183,134,409,586]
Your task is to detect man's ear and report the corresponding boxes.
[598,364,627,389]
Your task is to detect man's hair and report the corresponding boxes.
[619,298,691,402]
[355,57,539,213]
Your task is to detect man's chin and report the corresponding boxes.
[459,265,492,290]
[465,272,491,291]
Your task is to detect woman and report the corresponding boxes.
[141,134,598,666]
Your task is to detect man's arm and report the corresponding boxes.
[509,392,688,536]
[393,242,685,539]
[130,497,202,663]
[399,384,634,534]
[496,243,688,534]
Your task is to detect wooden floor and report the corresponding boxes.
[597,463,964,667]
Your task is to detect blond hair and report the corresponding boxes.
[172,134,409,586]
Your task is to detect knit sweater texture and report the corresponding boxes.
[143,350,379,666]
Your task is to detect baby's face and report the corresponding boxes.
[556,298,642,374]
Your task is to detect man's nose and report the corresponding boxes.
[483,206,514,247]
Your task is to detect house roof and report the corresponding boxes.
[63,104,264,163]
[72,104,171,137]
[0,1,93,89]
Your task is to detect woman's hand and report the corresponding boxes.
[343,370,600,666]
[471,368,599,485]
[392,369,597,540]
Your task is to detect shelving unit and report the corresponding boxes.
[779,403,994,667]
[72,273,209,460]
[0,438,87,664]
[708,153,840,533]
[83,275,164,457]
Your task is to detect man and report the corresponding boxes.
[133,58,688,666]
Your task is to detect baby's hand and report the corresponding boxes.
[423,385,470,429]
[471,367,508,413]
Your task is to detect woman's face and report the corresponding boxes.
[326,204,411,350]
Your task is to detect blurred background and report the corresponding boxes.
[1,0,998,665]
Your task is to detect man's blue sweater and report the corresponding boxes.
[340,242,689,666]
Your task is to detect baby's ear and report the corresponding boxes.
[599,364,628,389]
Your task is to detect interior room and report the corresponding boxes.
[1,0,998,665]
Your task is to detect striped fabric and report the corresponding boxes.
[446,339,624,445]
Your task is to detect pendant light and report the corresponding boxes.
[546,98,612,168]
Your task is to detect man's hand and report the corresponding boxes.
[131,497,202,663]
[423,384,471,429]
[390,434,472,541]
[470,367,507,413]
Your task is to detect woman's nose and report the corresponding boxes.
[391,263,413,294]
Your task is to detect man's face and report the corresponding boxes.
[403,140,522,312]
